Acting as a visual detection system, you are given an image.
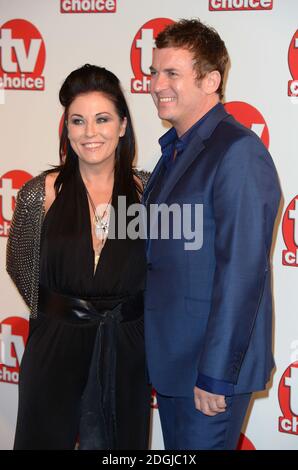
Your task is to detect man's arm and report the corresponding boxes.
[195,135,280,410]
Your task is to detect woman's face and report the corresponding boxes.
[67,91,127,171]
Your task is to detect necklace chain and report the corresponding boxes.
[85,188,112,241]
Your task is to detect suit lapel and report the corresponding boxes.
[155,135,205,205]
[145,103,230,205]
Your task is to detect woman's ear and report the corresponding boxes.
[119,117,127,137]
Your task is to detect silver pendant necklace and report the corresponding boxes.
[85,188,112,241]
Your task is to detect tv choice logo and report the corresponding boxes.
[0,316,29,384]
[209,0,273,10]
[0,170,32,237]
[151,388,158,409]
[60,0,116,13]
[131,18,174,94]
[288,30,298,97]
[0,19,46,91]
[0,79,4,104]
[59,112,65,137]
[282,196,298,267]
[224,101,269,148]
[278,362,298,435]
[236,433,255,450]
[291,339,298,364]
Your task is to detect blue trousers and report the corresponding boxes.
[157,392,252,450]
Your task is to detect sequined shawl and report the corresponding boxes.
[6,169,150,318]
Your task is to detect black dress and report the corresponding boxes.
[14,167,151,450]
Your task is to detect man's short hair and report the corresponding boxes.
[155,19,229,99]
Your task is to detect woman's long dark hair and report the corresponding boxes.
[54,64,141,203]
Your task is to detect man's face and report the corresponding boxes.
[150,47,210,136]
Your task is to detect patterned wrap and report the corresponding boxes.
[6,169,151,318]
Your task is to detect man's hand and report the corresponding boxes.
[194,386,227,416]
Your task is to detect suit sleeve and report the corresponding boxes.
[197,135,281,385]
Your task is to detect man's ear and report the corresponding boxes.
[202,70,221,95]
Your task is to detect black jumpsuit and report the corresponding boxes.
[14,167,151,450]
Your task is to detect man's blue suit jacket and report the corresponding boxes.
[143,104,281,397]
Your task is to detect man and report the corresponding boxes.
[143,19,281,450]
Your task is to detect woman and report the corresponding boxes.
[7,64,151,450]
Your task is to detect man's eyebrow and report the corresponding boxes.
[149,66,178,73]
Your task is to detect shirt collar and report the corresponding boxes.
[159,102,222,158]
[158,103,222,168]
[158,127,177,168]
[178,102,222,151]
[159,126,177,154]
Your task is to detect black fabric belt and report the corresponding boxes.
[38,285,144,450]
